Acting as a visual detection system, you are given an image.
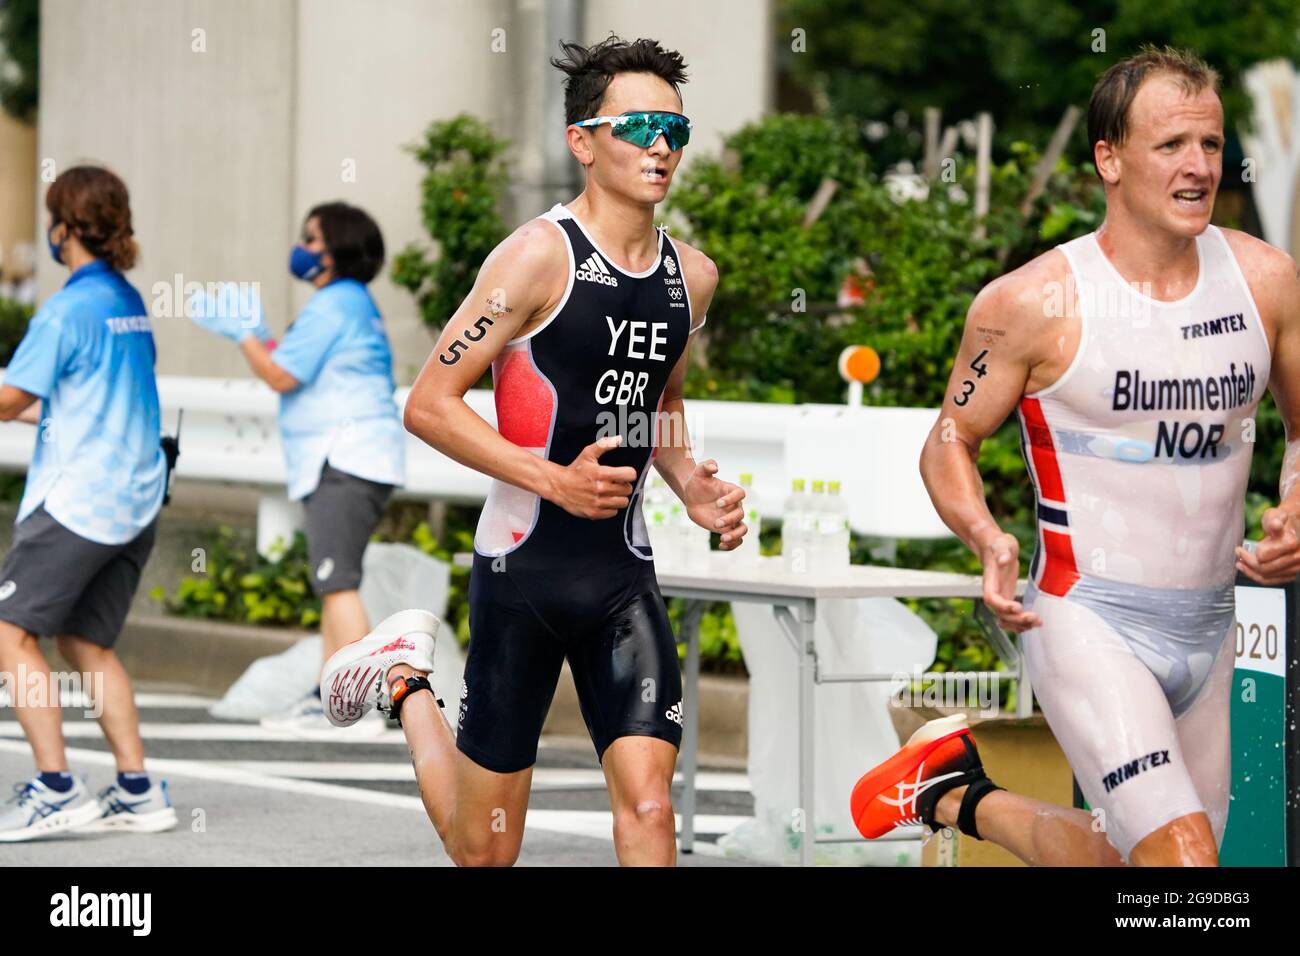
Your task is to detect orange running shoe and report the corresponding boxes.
[850,713,995,839]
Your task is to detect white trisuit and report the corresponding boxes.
[1017,225,1270,859]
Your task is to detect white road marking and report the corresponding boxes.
[0,722,410,744]
[0,721,751,790]
[0,739,746,844]
[135,693,219,709]
[192,760,751,792]
[0,691,215,710]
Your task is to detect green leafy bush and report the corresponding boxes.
[151,527,321,629]
[0,0,38,123]
[0,472,24,503]
[391,114,510,336]
[668,115,1106,408]
[776,0,1300,156]
[665,113,1108,681]
[0,297,35,502]
[0,296,33,366]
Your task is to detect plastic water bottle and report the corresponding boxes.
[689,506,712,572]
[734,472,761,565]
[645,477,676,568]
[783,478,808,573]
[808,479,828,574]
[673,501,710,573]
[668,501,687,569]
[823,479,851,571]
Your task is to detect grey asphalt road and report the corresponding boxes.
[0,686,760,867]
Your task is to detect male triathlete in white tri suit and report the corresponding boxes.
[851,46,1300,866]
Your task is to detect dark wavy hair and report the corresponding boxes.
[550,34,688,125]
[45,165,138,271]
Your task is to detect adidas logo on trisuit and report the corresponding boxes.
[576,252,618,286]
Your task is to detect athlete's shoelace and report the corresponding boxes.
[10,781,69,819]
[894,811,941,846]
[95,785,140,816]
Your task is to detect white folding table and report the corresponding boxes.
[657,554,1030,866]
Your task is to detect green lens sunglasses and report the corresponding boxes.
[573,111,693,151]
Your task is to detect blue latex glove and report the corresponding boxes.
[187,281,271,343]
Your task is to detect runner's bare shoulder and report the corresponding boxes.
[667,236,719,292]
[1219,227,1296,333]
[479,216,572,326]
[966,246,1074,367]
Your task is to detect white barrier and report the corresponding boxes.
[0,373,954,548]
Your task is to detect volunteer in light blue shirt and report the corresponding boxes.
[5,262,166,542]
[0,165,177,840]
[189,201,405,734]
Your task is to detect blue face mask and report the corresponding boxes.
[48,223,64,265]
[289,244,325,281]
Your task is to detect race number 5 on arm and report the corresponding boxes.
[401,221,625,517]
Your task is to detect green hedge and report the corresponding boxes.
[391,115,510,337]
[150,528,321,630]
[0,0,38,124]
[0,297,35,502]
[0,296,33,366]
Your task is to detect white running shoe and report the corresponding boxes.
[321,609,438,727]
[0,776,103,842]
[78,780,179,834]
[261,691,388,739]
[260,692,331,733]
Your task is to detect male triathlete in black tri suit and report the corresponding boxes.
[320,35,747,866]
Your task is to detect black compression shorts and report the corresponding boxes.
[457,551,684,774]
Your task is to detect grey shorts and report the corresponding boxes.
[303,463,393,596]
[0,506,158,648]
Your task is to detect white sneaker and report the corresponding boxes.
[261,692,331,733]
[0,776,103,842]
[261,692,388,739]
[321,609,438,727]
[78,780,178,834]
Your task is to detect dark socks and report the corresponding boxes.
[117,771,151,795]
[38,771,74,793]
